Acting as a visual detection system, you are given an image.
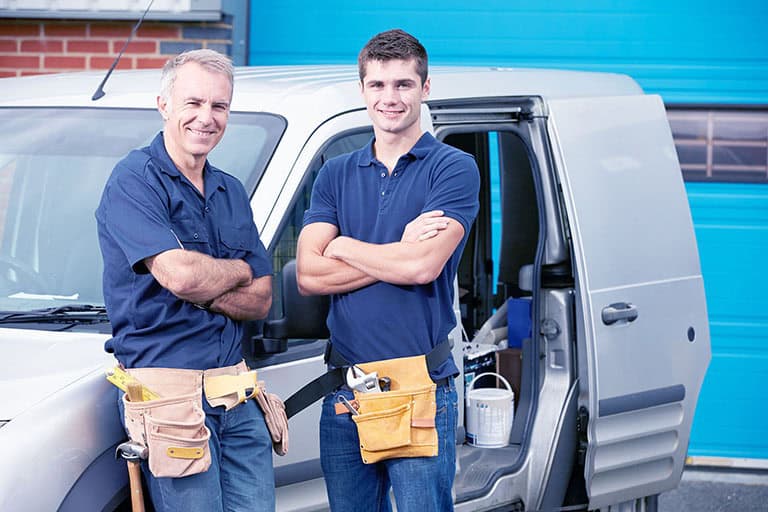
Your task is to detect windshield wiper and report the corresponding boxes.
[0,304,109,324]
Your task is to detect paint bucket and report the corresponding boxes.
[465,372,515,448]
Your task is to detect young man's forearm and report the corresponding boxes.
[297,212,454,293]
[324,221,464,286]
[296,253,377,295]
[296,222,378,296]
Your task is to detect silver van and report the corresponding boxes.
[0,65,710,511]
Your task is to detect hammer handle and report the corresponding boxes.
[125,381,145,511]
[127,461,145,512]
[126,382,143,402]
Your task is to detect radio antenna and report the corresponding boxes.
[91,0,156,101]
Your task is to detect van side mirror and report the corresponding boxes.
[245,259,330,357]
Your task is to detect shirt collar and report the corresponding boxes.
[356,137,377,167]
[357,132,437,167]
[409,132,437,159]
[149,132,181,178]
[148,132,226,197]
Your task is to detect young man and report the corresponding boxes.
[296,29,480,511]
[96,49,276,511]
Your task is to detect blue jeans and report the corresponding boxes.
[118,395,275,512]
[319,380,458,512]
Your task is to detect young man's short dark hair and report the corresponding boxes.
[357,28,428,85]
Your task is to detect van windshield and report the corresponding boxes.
[0,107,284,315]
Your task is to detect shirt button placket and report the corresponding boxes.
[379,166,389,210]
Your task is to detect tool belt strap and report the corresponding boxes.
[284,339,452,419]
[204,370,259,406]
[202,361,258,410]
[122,361,258,411]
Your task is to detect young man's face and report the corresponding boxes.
[360,58,430,139]
[157,61,231,162]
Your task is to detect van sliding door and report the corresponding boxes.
[547,95,711,509]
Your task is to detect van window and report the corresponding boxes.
[0,107,284,315]
[268,129,373,336]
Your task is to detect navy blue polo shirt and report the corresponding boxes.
[96,132,272,370]
[303,132,480,381]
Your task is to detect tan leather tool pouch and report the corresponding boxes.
[254,380,290,456]
[122,368,211,478]
[351,355,438,464]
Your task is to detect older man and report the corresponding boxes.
[96,49,275,511]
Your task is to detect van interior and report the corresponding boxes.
[444,127,546,502]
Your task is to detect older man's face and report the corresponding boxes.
[158,61,231,161]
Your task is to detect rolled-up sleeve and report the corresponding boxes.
[97,163,180,274]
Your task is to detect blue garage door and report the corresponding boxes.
[249,1,768,462]
[686,181,768,460]
[672,108,768,460]
[249,1,768,104]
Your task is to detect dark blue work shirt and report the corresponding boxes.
[96,132,272,370]
[303,133,480,380]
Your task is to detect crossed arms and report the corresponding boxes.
[145,250,272,321]
[143,208,460,317]
[296,210,464,296]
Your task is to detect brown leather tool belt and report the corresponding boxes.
[121,361,261,478]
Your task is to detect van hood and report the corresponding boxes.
[0,328,114,420]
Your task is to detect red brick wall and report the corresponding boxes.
[0,17,234,78]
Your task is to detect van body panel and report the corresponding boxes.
[547,94,711,508]
[0,66,641,110]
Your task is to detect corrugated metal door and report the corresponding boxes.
[248,1,768,104]
[685,182,768,460]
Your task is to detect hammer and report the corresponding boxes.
[116,382,148,512]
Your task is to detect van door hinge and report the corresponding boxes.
[540,318,560,340]
[576,406,589,465]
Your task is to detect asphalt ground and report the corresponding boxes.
[117,464,768,511]
[659,466,768,512]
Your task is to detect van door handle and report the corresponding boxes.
[601,303,638,325]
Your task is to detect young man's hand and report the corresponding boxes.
[400,210,450,242]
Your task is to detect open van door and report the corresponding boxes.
[547,95,711,509]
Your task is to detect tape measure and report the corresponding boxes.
[106,366,161,401]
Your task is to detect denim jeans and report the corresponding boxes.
[118,394,275,512]
[319,380,458,512]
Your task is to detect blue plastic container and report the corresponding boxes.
[506,297,532,349]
